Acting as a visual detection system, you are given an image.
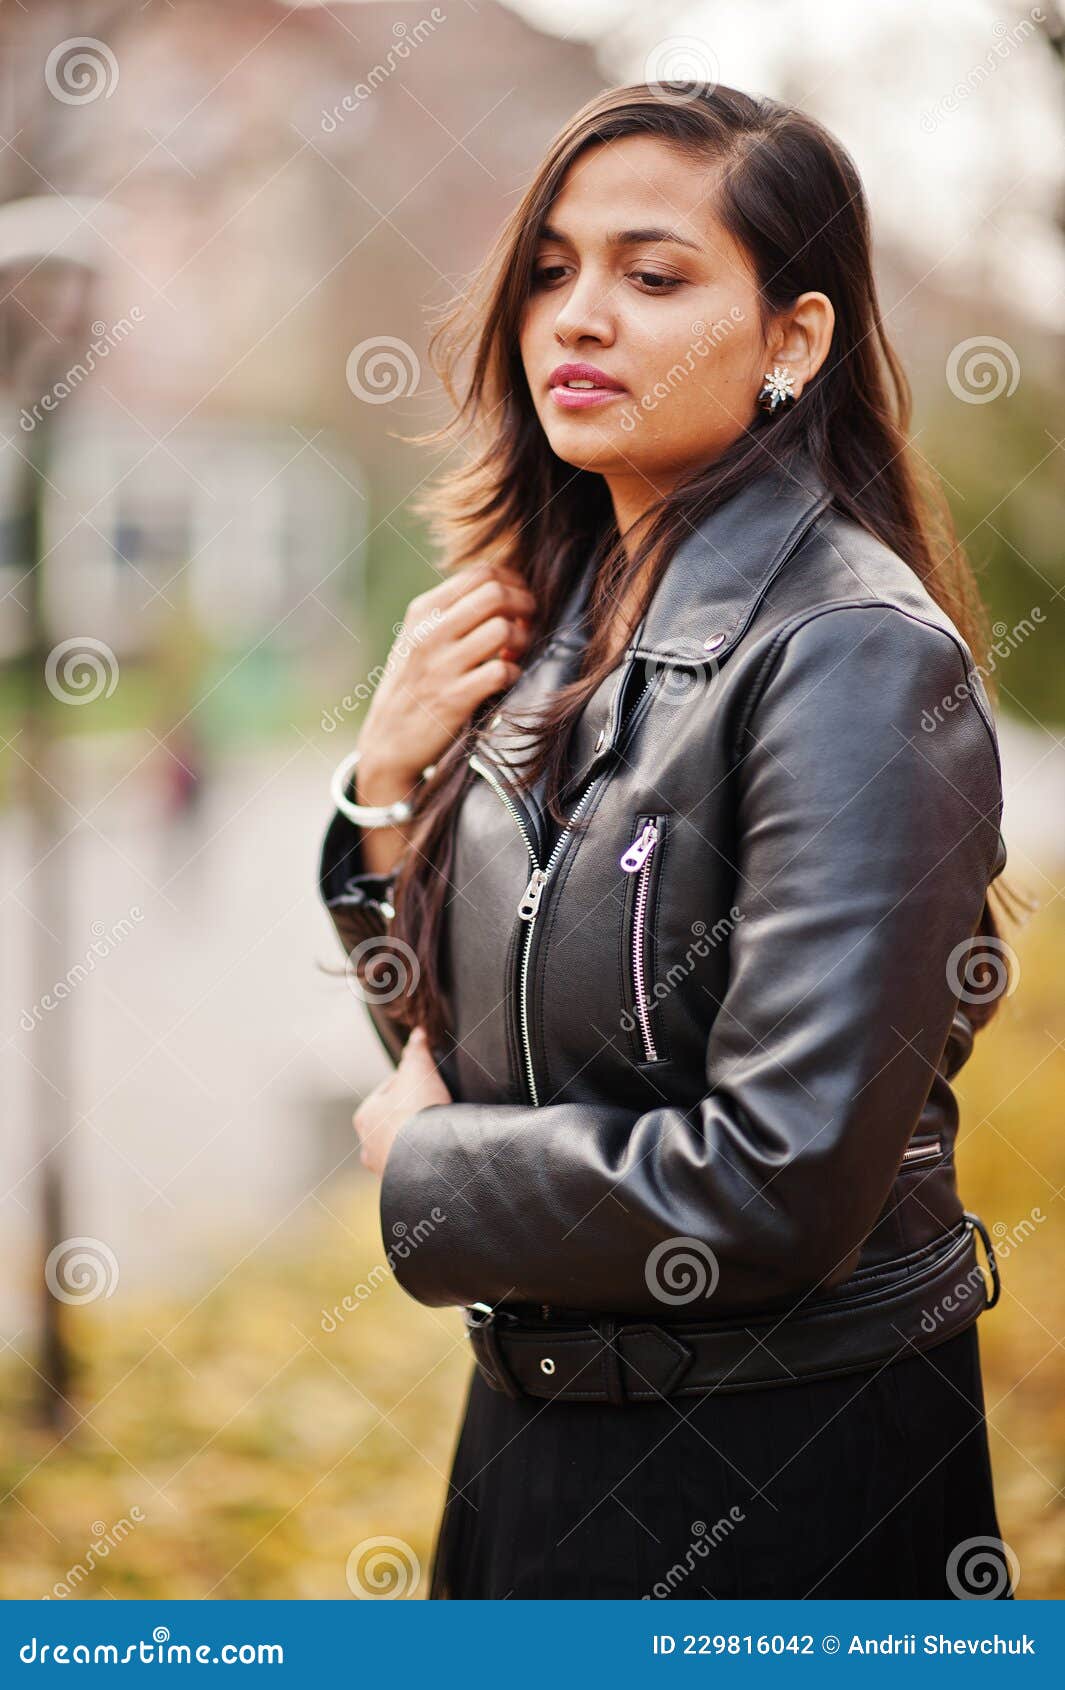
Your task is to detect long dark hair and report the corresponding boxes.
[381,82,1021,1049]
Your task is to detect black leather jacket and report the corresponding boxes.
[318,450,1007,1398]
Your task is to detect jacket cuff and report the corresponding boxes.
[317,806,408,1065]
[380,1103,471,1305]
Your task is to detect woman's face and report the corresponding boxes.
[519,134,824,507]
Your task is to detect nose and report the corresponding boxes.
[552,267,616,348]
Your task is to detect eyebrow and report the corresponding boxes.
[538,223,702,253]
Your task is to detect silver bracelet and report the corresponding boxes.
[330,746,436,828]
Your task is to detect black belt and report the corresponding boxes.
[463,1217,999,1405]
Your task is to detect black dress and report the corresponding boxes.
[429,1323,1011,1599]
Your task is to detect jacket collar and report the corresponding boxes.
[551,447,832,666]
[477,450,833,802]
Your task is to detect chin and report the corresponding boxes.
[542,424,636,477]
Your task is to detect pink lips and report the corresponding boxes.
[548,361,628,410]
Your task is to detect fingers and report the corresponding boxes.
[413,559,532,622]
[448,656,523,715]
[451,611,534,673]
[438,576,538,642]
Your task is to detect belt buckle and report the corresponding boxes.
[464,1302,524,1399]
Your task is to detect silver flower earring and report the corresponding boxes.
[757,364,798,412]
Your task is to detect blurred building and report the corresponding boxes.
[0,404,366,659]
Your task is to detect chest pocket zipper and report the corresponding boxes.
[620,813,668,1064]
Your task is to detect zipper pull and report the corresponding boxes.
[518,867,548,920]
[620,821,659,873]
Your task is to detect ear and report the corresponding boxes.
[768,292,835,394]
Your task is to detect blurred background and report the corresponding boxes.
[1,0,1063,1600]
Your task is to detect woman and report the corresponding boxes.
[318,84,1017,1600]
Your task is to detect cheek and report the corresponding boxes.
[618,348,750,462]
[519,297,549,364]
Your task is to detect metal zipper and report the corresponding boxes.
[901,1136,943,1164]
[468,749,602,1107]
[468,752,539,869]
[514,774,603,1105]
[469,672,655,1107]
[620,819,661,1062]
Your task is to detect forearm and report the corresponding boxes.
[347,748,420,878]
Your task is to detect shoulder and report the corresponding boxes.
[749,505,999,756]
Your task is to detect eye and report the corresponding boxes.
[532,263,571,290]
[630,270,683,293]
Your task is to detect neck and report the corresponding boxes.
[605,472,678,561]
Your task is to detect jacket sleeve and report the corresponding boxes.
[317,803,410,1068]
[379,605,1007,1315]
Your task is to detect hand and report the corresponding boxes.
[356,559,538,801]
[352,1025,452,1177]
